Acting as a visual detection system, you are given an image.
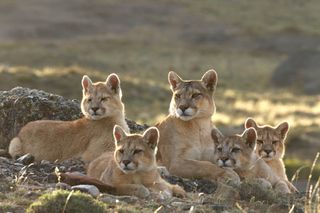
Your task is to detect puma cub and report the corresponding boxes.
[9,74,129,163]
[212,128,291,193]
[87,125,186,199]
[245,118,298,192]
[156,70,240,183]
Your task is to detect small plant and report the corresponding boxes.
[26,190,107,213]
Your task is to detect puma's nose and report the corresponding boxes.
[264,149,272,155]
[122,160,131,166]
[91,107,99,112]
[179,105,188,112]
[220,157,229,163]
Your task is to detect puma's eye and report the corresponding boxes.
[217,147,222,152]
[101,97,109,102]
[272,140,278,145]
[232,147,241,153]
[175,94,181,99]
[119,149,124,154]
[133,149,143,154]
[88,98,92,102]
[257,140,263,144]
[192,93,202,99]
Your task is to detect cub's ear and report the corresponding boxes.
[168,71,183,91]
[242,127,257,149]
[245,117,258,129]
[142,127,159,150]
[276,122,289,140]
[106,73,121,96]
[82,75,93,92]
[113,125,128,144]
[211,128,223,146]
[201,69,218,92]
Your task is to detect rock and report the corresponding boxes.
[163,175,217,194]
[99,194,139,204]
[211,182,240,205]
[271,50,320,94]
[55,182,72,190]
[71,184,100,197]
[0,87,147,150]
[16,153,35,165]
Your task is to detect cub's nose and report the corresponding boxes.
[122,160,131,166]
[179,105,188,112]
[264,150,272,155]
[91,107,99,112]
[220,157,229,163]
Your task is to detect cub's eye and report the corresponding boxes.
[232,147,241,153]
[272,140,278,145]
[133,149,143,154]
[257,140,264,144]
[119,149,124,154]
[175,94,181,99]
[192,93,202,99]
[88,98,92,102]
[217,147,222,152]
[101,97,109,102]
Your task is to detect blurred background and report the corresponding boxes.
[0,0,319,179]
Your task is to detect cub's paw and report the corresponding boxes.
[135,185,150,198]
[274,180,291,194]
[218,168,241,186]
[253,178,272,190]
[172,185,187,198]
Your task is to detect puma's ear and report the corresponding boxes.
[201,69,218,92]
[142,127,159,150]
[106,73,121,96]
[211,128,223,146]
[242,127,257,149]
[82,75,93,92]
[276,122,290,140]
[113,125,128,145]
[168,71,183,91]
[245,117,258,129]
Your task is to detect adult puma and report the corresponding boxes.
[156,70,240,183]
[9,74,129,163]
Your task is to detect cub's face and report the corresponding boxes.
[168,70,217,121]
[113,125,159,174]
[212,128,257,170]
[245,118,289,161]
[81,74,124,120]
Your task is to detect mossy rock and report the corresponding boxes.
[26,190,107,213]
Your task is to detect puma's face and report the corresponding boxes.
[168,70,217,121]
[113,125,159,174]
[81,74,124,120]
[245,118,289,161]
[212,128,257,170]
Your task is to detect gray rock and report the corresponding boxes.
[271,50,320,94]
[99,194,139,204]
[16,153,35,165]
[71,184,100,197]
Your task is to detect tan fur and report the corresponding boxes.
[8,74,129,163]
[156,70,240,183]
[212,128,291,194]
[87,126,186,199]
[245,118,298,192]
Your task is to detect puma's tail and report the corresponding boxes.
[8,137,23,159]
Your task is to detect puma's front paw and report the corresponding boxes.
[135,185,150,198]
[218,168,241,186]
